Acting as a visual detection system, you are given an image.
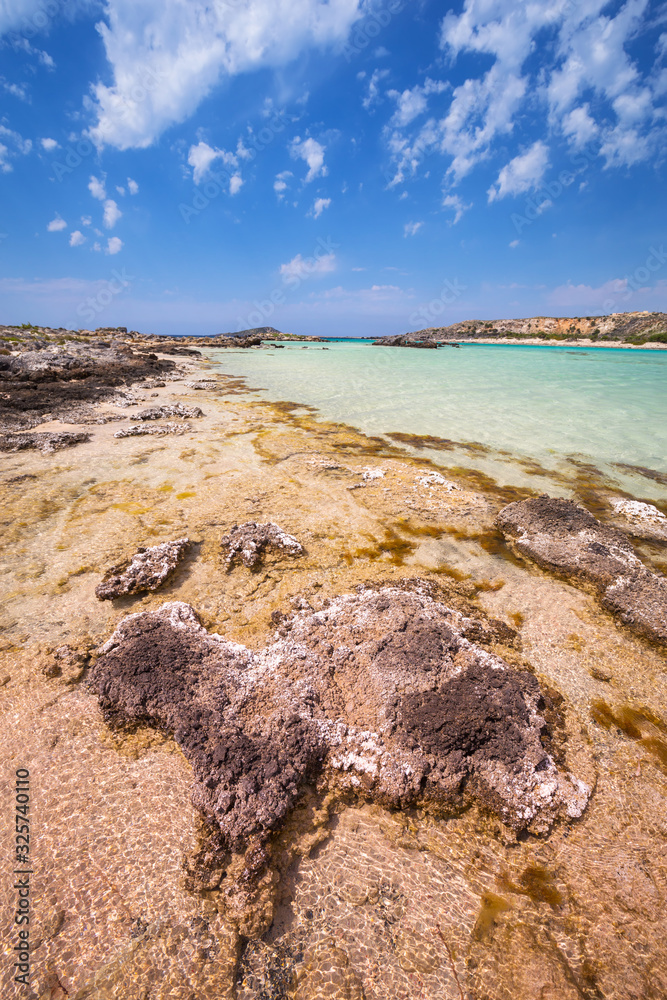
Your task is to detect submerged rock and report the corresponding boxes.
[0,430,90,453]
[90,585,590,855]
[95,538,191,600]
[114,422,193,438]
[609,498,667,541]
[221,521,304,569]
[496,496,667,645]
[136,403,204,420]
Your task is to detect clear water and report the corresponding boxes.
[207,342,667,489]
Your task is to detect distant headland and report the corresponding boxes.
[1,310,666,351]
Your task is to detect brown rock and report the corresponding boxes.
[496,496,667,645]
[89,585,590,857]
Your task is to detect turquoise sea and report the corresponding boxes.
[207,342,667,497]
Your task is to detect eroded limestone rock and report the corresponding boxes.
[221,522,304,569]
[90,585,590,856]
[114,422,193,438]
[0,430,90,453]
[136,404,204,420]
[496,496,667,645]
[95,538,191,600]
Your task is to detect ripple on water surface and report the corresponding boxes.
[207,342,667,493]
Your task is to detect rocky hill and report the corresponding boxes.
[374,311,667,346]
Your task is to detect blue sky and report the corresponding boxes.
[0,0,666,337]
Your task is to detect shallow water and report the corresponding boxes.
[206,342,667,493]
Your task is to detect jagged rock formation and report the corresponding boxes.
[0,430,90,453]
[496,496,667,645]
[608,499,667,541]
[0,340,177,431]
[136,404,204,420]
[95,539,191,600]
[90,586,591,857]
[221,522,304,569]
[114,422,193,438]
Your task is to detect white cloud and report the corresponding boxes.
[488,141,549,202]
[385,0,664,187]
[561,105,598,148]
[40,137,59,151]
[0,124,31,172]
[280,251,336,282]
[116,185,126,196]
[274,170,293,198]
[388,79,448,127]
[103,199,122,228]
[442,193,470,224]
[127,177,139,194]
[2,80,29,101]
[309,197,331,218]
[81,216,92,226]
[86,0,367,150]
[362,68,390,110]
[106,236,123,255]
[290,136,326,183]
[69,230,86,246]
[88,174,106,200]
[229,173,243,195]
[509,239,520,248]
[47,215,67,232]
[403,221,423,237]
[188,140,238,184]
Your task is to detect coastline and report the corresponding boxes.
[450,337,667,349]
[1,344,667,998]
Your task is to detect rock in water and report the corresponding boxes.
[95,538,191,600]
[221,521,303,568]
[0,430,90,453]
[89,585,590,854]
[496,496,667,645]
[114,422,192,437]
[135,403,204,420]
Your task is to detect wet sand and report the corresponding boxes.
[1,352,666,999]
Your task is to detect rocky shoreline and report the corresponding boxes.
[373,310,667,348]
[1,327,666,999]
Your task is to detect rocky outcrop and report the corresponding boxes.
[0,342,178,431]
[221,522,304,569]
[0,430,90,453]
[136,404,204,420]
[372,335,439,348]
[95,539,191,600]
[90,585,590,856]
[608,499,667,541]
[114,422,193,438]
[496,496,667,645]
